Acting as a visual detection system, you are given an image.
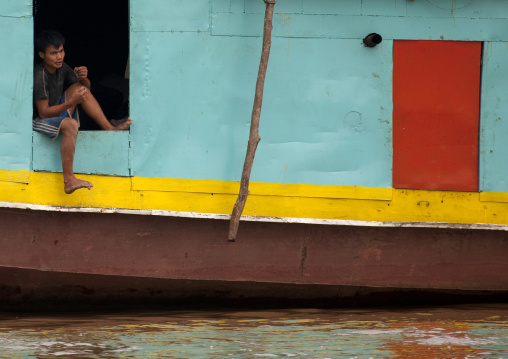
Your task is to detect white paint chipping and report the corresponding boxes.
[1,201,507,231]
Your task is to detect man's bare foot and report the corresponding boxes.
[64,177,93,194]
[112,117,132,130]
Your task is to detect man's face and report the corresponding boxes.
[39,44,65,73]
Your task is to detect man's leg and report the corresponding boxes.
[66,84,132,131]
[60,117,93,194]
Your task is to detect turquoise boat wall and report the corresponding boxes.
[211,0,508,41]
[480,42,508,193]
[0,0,32,172]
[129,30,393,186]
[130,0,508,187]
[256,39,392,187]
[32,132,131,176]
[0,0,31,17]
[1,0,508,190]
[130,0,210,32]
[130,0,395,186]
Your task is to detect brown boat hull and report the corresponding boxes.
[1,207,507,307]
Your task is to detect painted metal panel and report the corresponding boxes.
[0,0,31,16]
[257,39,392,187]
[393,40,481,191]
[218,0,245,14]
[361,0,411,16]
[212,2,508,42]
[243,0,362,15]
[302,0,361,15]
[129,31,251,181]
[32,132,131,176]
[129,29,393,187]
[211,0,235,13]
[0,16,33,172]
[480,42,508,193]
[130,0,209,32]
[214,0,508,18]
[362,0,508,18]
[246,0,303,14]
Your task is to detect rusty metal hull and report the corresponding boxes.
[1,207,507,307]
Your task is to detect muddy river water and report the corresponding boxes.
[0,303,507,358]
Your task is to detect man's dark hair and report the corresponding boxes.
[35,30,65,53]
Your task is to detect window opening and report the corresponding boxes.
[33,0,129,131]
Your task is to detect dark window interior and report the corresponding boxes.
[34,0,129,130]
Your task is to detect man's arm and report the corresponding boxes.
[35,87,87,119]
[74,66,91,89]
[35,99,73,119]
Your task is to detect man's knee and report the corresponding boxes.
[60,118,79,137]
[65,83,82,96]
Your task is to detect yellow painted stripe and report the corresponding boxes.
[1,170,508,226]
[480,192,508,203]
[0,170,29,184]
[131,177,393,200]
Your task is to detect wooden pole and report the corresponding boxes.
[228,0,276,242]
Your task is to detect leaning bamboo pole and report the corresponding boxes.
[228,0,276,241]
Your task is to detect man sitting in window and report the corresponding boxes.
[33,30,132,194]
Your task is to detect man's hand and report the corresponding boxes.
[69,86,88,105]
[73,66,88,80]
[74,66,91,89]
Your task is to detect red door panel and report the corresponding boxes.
[393,40,481,191]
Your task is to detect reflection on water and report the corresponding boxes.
[0,304,507,358]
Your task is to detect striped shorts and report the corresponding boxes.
[33,93,80,139]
